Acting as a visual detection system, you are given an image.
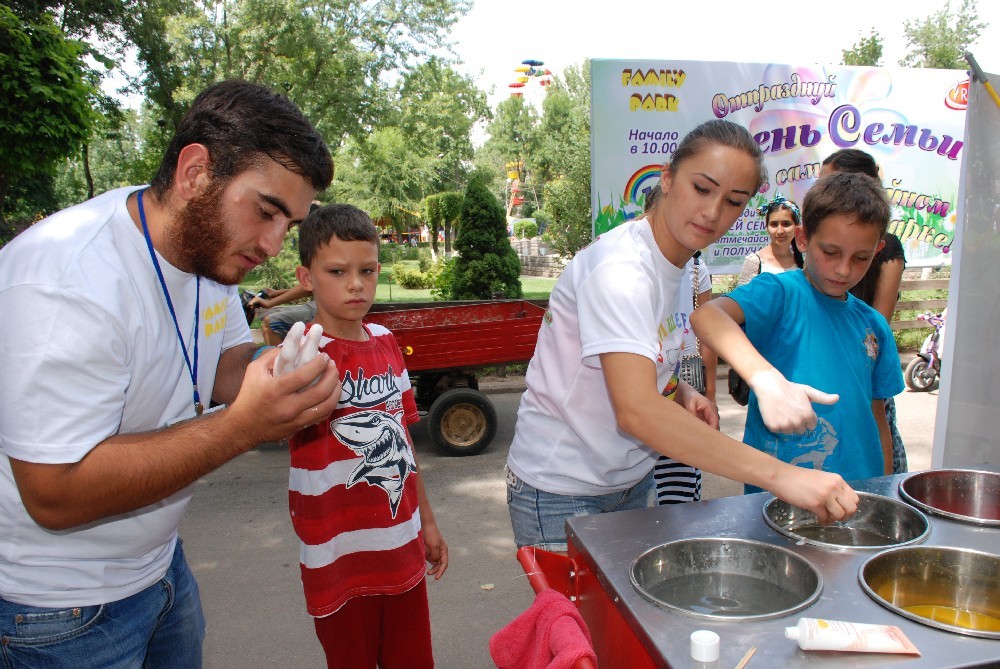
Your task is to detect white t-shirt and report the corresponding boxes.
[0,187,251,607]
[678,257,712,355]
[506,217,686,496]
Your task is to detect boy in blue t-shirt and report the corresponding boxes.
[692,172,904,491]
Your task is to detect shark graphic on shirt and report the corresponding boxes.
[331,410,416,517]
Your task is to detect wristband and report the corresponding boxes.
[252,345,275,361]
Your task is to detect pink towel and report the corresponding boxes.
[490,588,598,669]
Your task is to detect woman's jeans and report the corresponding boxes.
[506,465,655,551]
[0,540,205,669]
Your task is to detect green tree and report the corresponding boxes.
[396,57,490,194]
[538,61,592,257]
[900,0,986,69]
[333,127,433,237]
[447,177,521,300]
[129,0,470,151]
[842,29,884,66]
[423,191,464,257]
[53,107,167,210]
[482,95,539,209]
[438,191,463,255]
[0,6,96,232]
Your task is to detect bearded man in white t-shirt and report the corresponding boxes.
[0,80,342,668]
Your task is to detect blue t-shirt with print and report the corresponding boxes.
[728,270,904,491]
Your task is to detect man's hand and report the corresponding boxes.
[749,369,838,434]
[227,346,341,444]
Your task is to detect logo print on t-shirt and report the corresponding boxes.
[771,417,839,472]
[332,410,416,517]
[863,330,879,361]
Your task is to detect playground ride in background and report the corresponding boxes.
[365,300,545,456]
[905,310,946,392]
[508,59,551,98]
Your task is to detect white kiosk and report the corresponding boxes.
[933,60,1000,468]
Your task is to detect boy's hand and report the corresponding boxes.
[422,522,449,580]
[274,322,323,378]
[770,467,859,524]
[749,369,838,434]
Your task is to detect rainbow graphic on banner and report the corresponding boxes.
[624,164,662,204]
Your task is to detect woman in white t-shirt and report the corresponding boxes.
[504,120,860,550]
[737,194,803,286]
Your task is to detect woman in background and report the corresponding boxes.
[737,194,803,286]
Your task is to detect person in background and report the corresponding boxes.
[504,119,859,552]
[286,204,447,669]
[0,80,338,668]
[737,193,803,286]
[252,283,317,345]
[821,148,908,473]
[642,184,718,505]
[693,171,904,492]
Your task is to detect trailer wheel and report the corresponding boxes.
[427,388,498,456]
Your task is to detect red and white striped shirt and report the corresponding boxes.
[289,324,424,617]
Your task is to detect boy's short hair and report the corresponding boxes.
[149,80,333,198]
[299,204,379,266]
[802,172,890,239]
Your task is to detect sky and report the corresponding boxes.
[447,0,1000,110]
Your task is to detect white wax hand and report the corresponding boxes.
[273,322,323,378]
[749,369,839,434]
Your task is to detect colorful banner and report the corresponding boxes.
[591,59,969,272]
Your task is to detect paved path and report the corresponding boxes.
[182,361,941,668]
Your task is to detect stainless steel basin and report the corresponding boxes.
[630,538,822,621]
[899,469,1000,526]
[763,491,929,550]
[860,546,1000,639]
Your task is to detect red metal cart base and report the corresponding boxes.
[516,546,658,669]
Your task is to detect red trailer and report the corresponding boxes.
[364,300,545,456]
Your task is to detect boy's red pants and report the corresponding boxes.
[313,579,433,669]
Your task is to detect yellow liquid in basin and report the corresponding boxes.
[902,605,1000,632]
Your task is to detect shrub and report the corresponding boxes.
[431,257,458,300]
[450,177,522,299]
[513,220,538,239]
[392,263,436,289]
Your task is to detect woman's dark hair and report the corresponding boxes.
[821,149,880,181]
[669,119,767,192]
[149,80,333,198]
[299,204,379,267]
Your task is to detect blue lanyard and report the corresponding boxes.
[137,188,204,416]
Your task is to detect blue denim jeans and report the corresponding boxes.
[0,540,205,669]
[506,465,656,551]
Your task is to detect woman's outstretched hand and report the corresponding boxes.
[770,467,859,524]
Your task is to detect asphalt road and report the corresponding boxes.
[181,367,940,668]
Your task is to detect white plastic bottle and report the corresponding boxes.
[785,617,920,655]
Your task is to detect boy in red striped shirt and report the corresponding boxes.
[288,204,447,668]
